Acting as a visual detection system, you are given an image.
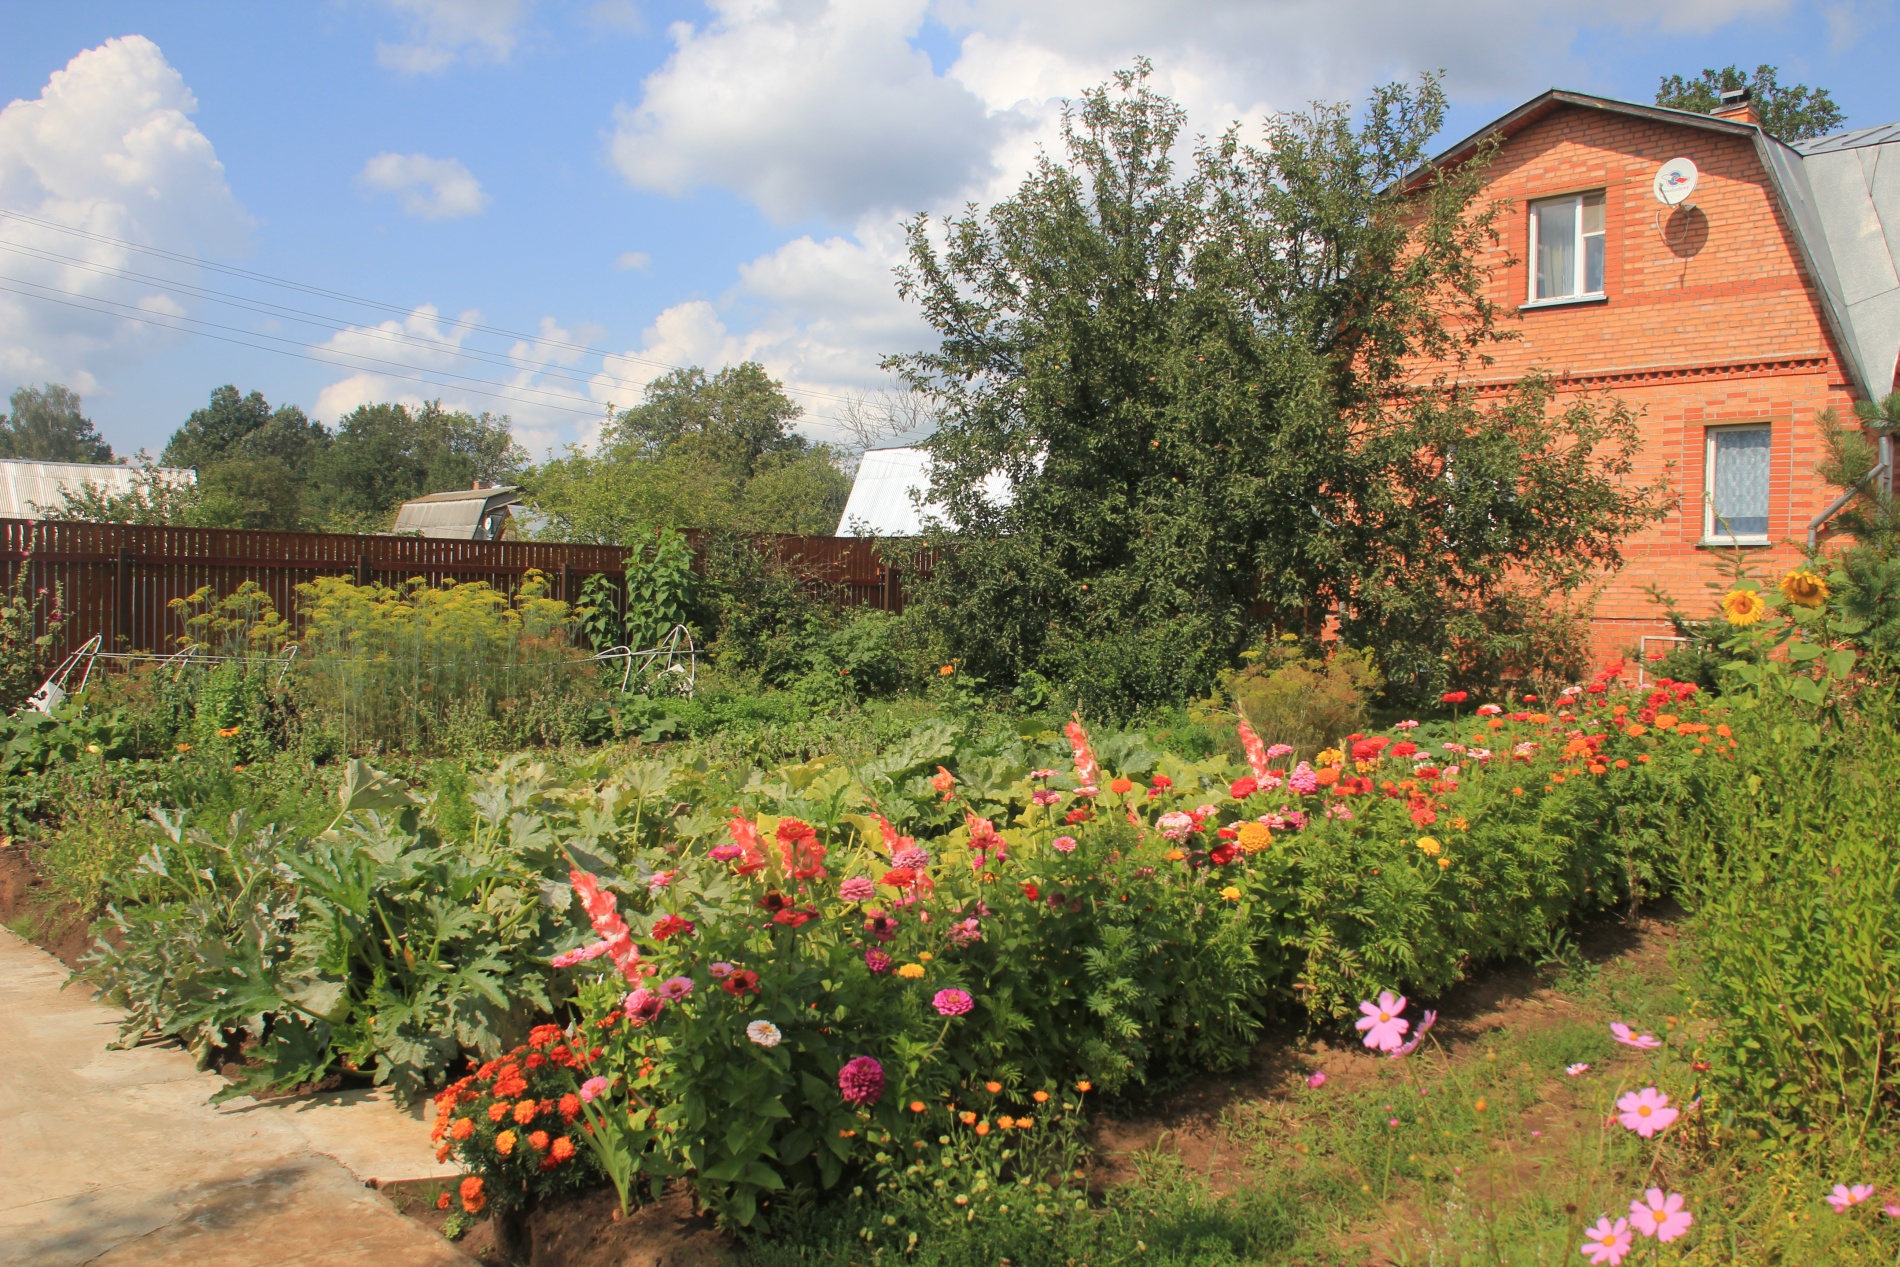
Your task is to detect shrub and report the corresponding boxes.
[1224,641,1379,757]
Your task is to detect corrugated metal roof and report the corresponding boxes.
[0,460,195,518]
[1795,122,1900,155]
[390,486,520,539]
[835,447,1011,537]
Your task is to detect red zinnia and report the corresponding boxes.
[650,915,695,941]
[721,969,761,996]
[1229,776,1257,799]
[1020,881,1040,901]
[1441,691,1468,703]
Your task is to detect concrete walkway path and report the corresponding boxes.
[0,927,469,1267]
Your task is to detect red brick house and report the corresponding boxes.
[1417,88,1899,662]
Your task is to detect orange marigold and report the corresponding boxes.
[487,1102,509,1122]
[550,1135,576,1162]
[460,1176,486,1214]
[529,1130,550,1151]
[495,1129,517,1156]
[513,1100,538,1126]
[449,1117,474,1140]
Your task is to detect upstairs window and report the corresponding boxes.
[1529,191,1606,302]
[1705,425,1771,544]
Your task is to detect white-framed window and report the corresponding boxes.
[1528,191,1606,303]
[1704,424,1772,544]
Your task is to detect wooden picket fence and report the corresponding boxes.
[0,520,932,658]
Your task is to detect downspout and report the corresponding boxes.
[1808,433,1893,550]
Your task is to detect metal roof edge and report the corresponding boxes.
[1752,132,1873,399]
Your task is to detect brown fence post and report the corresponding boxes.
[354,555,369,588]
[116,547,133,649]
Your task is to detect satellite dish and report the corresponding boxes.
[1653,158,1699,207]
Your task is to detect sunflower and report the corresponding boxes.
[1720,589,1766,626]
[1779,570,1829,609]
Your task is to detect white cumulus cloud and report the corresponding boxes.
[356,152,490,220]
[615,250,651,270]
[607,0,1000,224]
[0,35,250,400]
[375,0,536,74]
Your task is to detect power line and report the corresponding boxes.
[0,281,605,418]
[0,206,873,413]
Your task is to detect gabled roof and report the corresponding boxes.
[390,485,520,539]
[1406,89,1900,400]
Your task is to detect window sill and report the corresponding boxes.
[1697,537,1772,549]
[1519,293,1607,311]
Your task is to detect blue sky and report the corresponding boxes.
[1,0,1893,460]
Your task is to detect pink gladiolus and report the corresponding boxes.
[1307,1072,1327,1089]
[1610,1022,1662,1049]
[570,869,642,982]
[724,815,769,876]
[1827,1184,1874,1213]
[1615,1087,1678,1138]
[551,940,613,969]
[1355,991,1410,1052]
[1064,715,1101,787]
[1630,1190,1692,1242]
[1235,717,1272,781]
[580,1076,610,1102]
[1579,1217,1632,1265]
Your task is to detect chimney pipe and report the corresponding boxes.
[1712,86,1758,127]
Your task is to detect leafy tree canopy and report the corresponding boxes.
[1656,64,1845,142]
[307,400,526,531]
[891,65,1667,712]
[526,362,848,543]
[0,384,115,464]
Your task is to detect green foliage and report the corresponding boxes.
[577,528,698,654]
[0,382,114,462]
[893,68,1664,711]
[0,559,64,706]
[1676,688,1900,1137]
[1656,63,1846,142]
[1817,394,1900,657]
[526,363,849,542]
[309,400,526,532]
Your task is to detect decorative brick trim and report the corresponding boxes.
[1459,355,1832,397]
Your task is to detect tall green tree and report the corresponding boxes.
[526,362,848,543]
[1656,65,1845,142]
[159,385,328,529]
[891,67,1666,711]
[305,401,525,531]
[0,384,115,463]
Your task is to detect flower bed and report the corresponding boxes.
[417,670,1733,1225]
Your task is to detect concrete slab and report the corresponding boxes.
[0,927,469,1267]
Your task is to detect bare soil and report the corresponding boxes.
[0,839,99,967]
[383,1180,727,1267]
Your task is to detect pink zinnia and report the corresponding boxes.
[1355,991,1410,1052]
[932,988,974,1016]
[1265,743,1294,759]
[658,975,694,1000]
[1827,1183,1874,1213]
[1031,788,1062,806]
[1579,1217,1632,1265]
[864,949,892,973]
[1157,810,1194,840]
[1610,1022,1661,1049]
[1615,1087,1678,1138]
[623,988,665,1024]
[1052,835,1077,853]
[709,843,743,861]
[579,1075,610,1102]
[838,1056,884,1106]
[1287,763,1319,795]
[1629,1189,1692,1242]
[839,876,876,902]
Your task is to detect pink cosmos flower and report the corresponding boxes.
[1052,835,1078,853]
[1565,1063,1590,1076]
[1287,763,1319,795]
[839,876,876,902]
[1307,1072,1327,1089]
[1580,1217,1632,1265]
[1827,1184,1874,1213]
[932,988,974,1016]
[1630,1190,1692,1242]
[838,1056,884,1106]
[1882,1203,1900,1219]
[1389,1010,1436,1058]
[1615,1087,1678,1138]
[579,1076,610,1102]
[1355,992,1410,1052]
[1610,1022,1662,1049]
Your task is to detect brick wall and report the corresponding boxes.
[1451,105,1858,663]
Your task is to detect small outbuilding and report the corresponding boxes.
[0,459,195,517]
[390,485,520,540]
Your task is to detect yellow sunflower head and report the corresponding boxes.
[1779,570,1829,609]
[1720,589,1766,626]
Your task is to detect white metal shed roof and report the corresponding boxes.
[835,446,1012,537]
[0,459,195,518]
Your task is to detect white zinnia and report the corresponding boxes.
[746,1020,782,1048]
